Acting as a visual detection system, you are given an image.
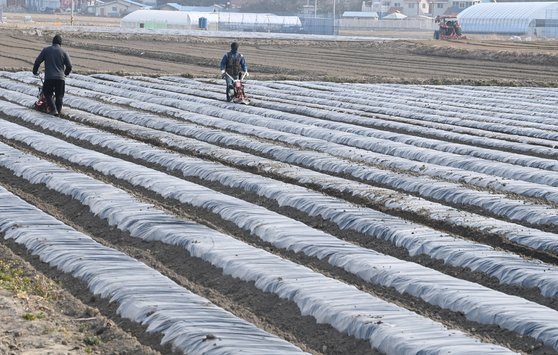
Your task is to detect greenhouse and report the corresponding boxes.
[121,10,302,33]
[217,12,302,32]
[458,2,558,36]
[121,10,218,30]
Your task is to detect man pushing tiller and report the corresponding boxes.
[220,42,249,103]
[33,34,72,116]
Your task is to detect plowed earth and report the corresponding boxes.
[1,27,558,85]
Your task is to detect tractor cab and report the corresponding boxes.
[434,16,467,40]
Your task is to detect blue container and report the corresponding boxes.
[199,17,209,29]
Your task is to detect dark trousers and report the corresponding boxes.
[43,79,65,114]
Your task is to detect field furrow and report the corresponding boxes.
[0,70,557,354]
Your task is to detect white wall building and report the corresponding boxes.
[364,0,479,17]
[404,0,431,16]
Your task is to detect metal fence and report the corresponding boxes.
[218,22,304,33]
[300,16,336,35]
[299,16,436,36]
[338,18,436,32]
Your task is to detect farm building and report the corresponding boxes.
[362,0,433,17]
[339,11,378,32]
[458,2,558,36]
[338,10,436,33]
[363,0,481,18]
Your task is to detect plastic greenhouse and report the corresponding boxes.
[121,10,303,33]
[121,10,218,30]
[458,2,558,36]
[217,12,302,32]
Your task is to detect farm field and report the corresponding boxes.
[0,71,558,353]
[2,28,558,85]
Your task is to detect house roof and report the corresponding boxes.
[160,3,222,12]
[342,11,379,18]
[383,12,408,19]
[97,0,151,8]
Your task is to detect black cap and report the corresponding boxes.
[231,42,239,51]
[52,34,62,45]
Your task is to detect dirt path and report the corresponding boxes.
[2,28,558,85]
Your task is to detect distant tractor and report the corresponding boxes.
[434,16,467,40]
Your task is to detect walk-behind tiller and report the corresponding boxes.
[225,72,250,105]
[34,74,52,113]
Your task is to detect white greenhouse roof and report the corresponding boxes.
[121,10,301,27]
[458,2,558,33]
[383,12,408,19]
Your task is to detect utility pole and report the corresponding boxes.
[70,0,74,26]
[332,0,336,34]
[314,0,317,17]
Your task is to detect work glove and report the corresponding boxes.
[33,71,38,76]
[221,69,226,78]
[244,72,249,77]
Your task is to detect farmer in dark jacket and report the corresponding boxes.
[32,34,72,116]
[220,42,248,100]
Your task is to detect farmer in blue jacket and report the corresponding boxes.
[220,42,248,101]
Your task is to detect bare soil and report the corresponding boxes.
[1,26,558,85]
[0,12,120,28]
